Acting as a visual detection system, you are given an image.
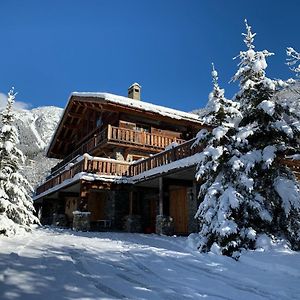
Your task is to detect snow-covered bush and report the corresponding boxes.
[194,20,300,258]
[0,89,39,236]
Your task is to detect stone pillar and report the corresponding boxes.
[72,211,91,231]
[158,177,164,215]
[124,215,142,233]
[52,213,68,227]
[155,215,174,235]
[187,183,199,233]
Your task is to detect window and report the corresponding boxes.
[96,117,102,128]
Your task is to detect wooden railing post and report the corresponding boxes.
[83,155,88,172]
[107,124,112,141]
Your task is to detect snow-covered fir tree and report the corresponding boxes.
[201,63,241,127]
[286,47,300,76]
[0,88,39,236]
[194,20,300,258]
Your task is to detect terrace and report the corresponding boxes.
[35,138,201,197]
[35,138,300,198]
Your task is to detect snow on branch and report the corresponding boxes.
[286,47,300,76]
[242,19,256,50]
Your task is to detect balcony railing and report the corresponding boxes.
[35,136,300,198]
[128,137,202,176]
[108,126,185,149]
[36,138,202,197]
[50,124,186,176]
[36,156,130,196]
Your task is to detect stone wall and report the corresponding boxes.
[124,215,142,233]
[105,191,116,226]
[156,215,174,235]
[72,211,91,231]
[187,185,199,233]
[52,213,68,227]
[113,190,130,230]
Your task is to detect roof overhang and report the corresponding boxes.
[46,92,204,158]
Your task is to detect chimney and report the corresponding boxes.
[128,83,141,100]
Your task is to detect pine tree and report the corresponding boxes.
[286,47,300,76]
[0,88,39,236]
[201,63,241,127]
[194,20,300,258]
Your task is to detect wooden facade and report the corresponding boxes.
[35,90,206,235]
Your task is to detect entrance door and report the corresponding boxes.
[169,186,188,234]
[88,192,106,222]
[142,197,156,233]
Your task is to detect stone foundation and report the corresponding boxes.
[187,186,199,233]
[72,211,91,231]
[156,215,174,235]
[52,213,68,227]
[124,215,142,233]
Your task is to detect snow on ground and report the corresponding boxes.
[0,228,300,300]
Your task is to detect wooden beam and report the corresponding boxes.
[129,190,133,215]
[163,178,193,187]
[68,112,82,119]
[57,138,74,144]
[58,192,79,198]
[74,101,104,112]
[63,124,78,130]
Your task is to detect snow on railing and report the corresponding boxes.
[36,154,130,196]
[36,139,200,196]
[128,138,202,176]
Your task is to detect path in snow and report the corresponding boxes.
[0,227,300,300]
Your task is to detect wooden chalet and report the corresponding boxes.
[34,83,208,234]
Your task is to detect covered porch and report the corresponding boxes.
[128,165,199,235]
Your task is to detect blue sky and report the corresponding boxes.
[0,0,299,111]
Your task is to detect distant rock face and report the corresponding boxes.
[0,106,63,189]
[275,81,300,117]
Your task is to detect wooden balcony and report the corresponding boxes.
[50,124,186,176]
[108,125,185,149]
[128,138,202,176]
[36,138,202,197]
[35,138,300,198]
[36,156,130,196]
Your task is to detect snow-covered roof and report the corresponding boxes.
[47,91,203,157]
[71,92,202,122]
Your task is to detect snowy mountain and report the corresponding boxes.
[0,106,63,189]
[275,81,300,116]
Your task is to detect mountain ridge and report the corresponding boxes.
[2,105,64,189]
